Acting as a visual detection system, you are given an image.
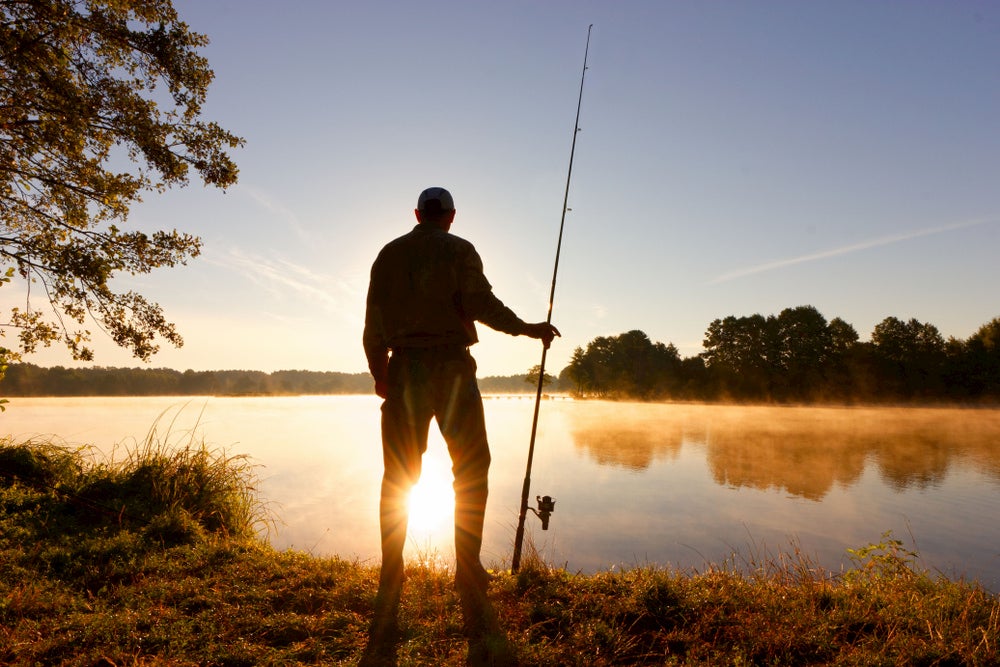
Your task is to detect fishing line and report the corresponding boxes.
[511,24,593,573]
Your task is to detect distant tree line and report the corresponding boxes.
[1,365,371,397]
[562,307,1000,404]
[4,307,999,403]
[477,365,559,394]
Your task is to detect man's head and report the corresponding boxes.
[415,186,456,229]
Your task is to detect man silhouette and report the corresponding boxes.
[362,186,558,661]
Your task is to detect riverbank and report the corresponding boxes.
[2,438,998,665]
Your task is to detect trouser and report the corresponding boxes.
[378,345,491,595]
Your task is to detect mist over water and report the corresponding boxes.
[4,397,999,589]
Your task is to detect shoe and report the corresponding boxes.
[360,613,399,667]
[361,568,402,665]
[466,629,519,667]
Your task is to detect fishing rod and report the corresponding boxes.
[511,24,593,573]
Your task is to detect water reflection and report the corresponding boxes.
[568,404,1000,500]
[569,402,686,470]
[551,402,1000,588]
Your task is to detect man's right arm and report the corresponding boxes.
[363,263,390,398]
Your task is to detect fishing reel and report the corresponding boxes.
[528,495,556,530]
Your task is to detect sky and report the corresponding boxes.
[12,0,1000,377]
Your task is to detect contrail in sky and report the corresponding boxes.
[207,247,361,313]
[709,217,994,285]
[241,185,311,242]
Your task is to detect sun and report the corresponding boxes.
[406,462,455,535]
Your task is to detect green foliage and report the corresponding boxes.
[0,436,84,487]
[0,422,267,541]
[1,0,242,363]
[846,530,922,583]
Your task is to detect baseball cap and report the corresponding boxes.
[417,187,454,211]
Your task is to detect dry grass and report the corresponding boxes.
[2,437,998,665]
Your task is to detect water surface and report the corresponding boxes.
[3,397,999,589]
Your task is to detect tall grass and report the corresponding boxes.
[0,410,268,543]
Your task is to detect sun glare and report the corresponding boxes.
[407,462,455,535]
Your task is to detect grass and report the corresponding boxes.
[2,436,999,666]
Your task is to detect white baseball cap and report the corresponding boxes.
[417,187,454,211]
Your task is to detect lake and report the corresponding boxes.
[3,396,999,590]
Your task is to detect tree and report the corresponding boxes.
[825,316,862,399]
[960,317,1000,398]
[828,317,860,356]
[774,305,831,399]
[1,0,242,375]
[524,364,556,389]
[564,330,681,399]
[702,307,867,401]
[565,339,608,397]
[870,317,946,398]
[701,314,776,399]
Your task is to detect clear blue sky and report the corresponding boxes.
[22,1,1000,376]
